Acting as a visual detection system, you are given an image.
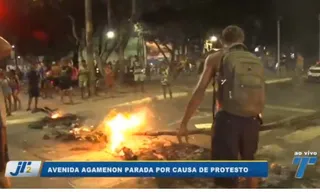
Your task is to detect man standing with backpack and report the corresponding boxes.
[179,25,265,188]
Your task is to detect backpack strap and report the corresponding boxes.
[212,50,225,116]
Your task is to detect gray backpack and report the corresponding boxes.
[216,44,265,117]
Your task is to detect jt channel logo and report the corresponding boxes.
[292,151,318,179]
[5,161,41,177]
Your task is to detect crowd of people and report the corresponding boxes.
[0,58,116,115]
[0,55,166,116]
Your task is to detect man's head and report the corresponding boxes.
[221,25,245,47]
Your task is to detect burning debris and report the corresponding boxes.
[119,147,138,160]
[30,107,150,153]
[28,107,83,129]
[103,109,147,152]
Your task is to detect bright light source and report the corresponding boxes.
[290,53,295,59]
[210,36,217,42]
[263,46,266,50]
[11,45,15,48]
[106,31,115,39]
[254,47,259,52]
[17,56,20,59]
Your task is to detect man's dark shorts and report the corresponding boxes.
[211,110,260,188]
[29,87,40,98]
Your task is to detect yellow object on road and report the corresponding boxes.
[195,123,212,129]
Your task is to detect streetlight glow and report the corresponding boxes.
[106,31,115,39]
[210,35,217,42]
[254,47,259,52]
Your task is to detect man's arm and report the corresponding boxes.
[181,52,221,125]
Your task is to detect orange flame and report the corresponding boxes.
[104,110,146,152]
[51,112,61,119]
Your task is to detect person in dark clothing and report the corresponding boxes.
[179,26,262,188]
[27,63,40,111]
[59,61,73,104]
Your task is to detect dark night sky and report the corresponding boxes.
[0,0,320,56]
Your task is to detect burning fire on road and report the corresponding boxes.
[50,111,62,119]
[33,106,155,159]
[103,109,148,152]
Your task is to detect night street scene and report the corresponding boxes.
[0,0,320,189]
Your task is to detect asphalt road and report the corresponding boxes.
[6,80,320,188]
[7,80,319,148]
[146,81,319,132]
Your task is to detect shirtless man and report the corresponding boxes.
[179,25,263,188]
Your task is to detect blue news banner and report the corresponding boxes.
[6,161,269,178]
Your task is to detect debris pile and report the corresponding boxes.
[28,107,84,130]
[28,107,107,143]
[42,125,108,143]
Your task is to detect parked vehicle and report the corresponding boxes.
[307,62,320,82]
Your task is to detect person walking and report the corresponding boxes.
[179,25,264,188]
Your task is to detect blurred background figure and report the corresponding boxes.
[0,70,12,116]
[59,60,73,104]
[42,65,54,99]
[160,63,172,99]
[71,61,79,88]
[277,54,287,77]
[133,55,145,92]
[9,69,21,111]
[51,61,61,91]
[104,62,115,97]
[78,60,89,99]
[27,63,40,112]
[294,52,304,86]
[39,62,46,97]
